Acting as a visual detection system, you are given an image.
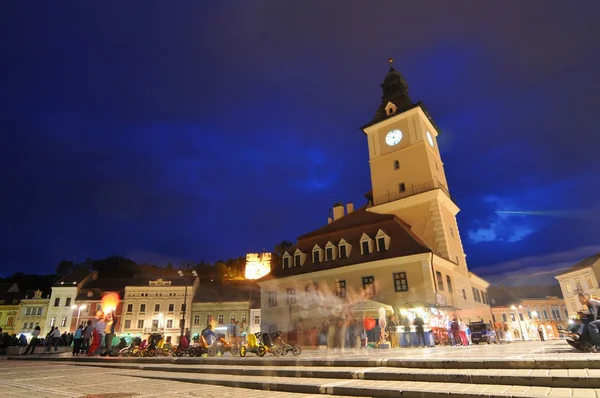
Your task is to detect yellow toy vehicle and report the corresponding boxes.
[240,332,266,357]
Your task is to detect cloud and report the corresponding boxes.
[476,245,600,286]
[466,173,596,245]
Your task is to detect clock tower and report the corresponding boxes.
[363,59,468,275]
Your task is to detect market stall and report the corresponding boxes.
[397,302,460,346]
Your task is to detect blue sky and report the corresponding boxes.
[2,1,599,283]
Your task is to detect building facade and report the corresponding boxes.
[15,289,50,336]
[258,62,491,339]
[190,283,261,339]
[121,275,199,343]
[71,278,130,332]
[555,253,600,316]
[45,270,95,333]
[491,297,568,340]
[489,285,568,340]
[0,283,21,334]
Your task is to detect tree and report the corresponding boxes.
[55,260,75,276]
[92,256,138,278]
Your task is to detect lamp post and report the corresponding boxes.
[177,270,197,338]
[511,305,526,341]
[71,304,87,330]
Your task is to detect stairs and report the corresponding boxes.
[58,357,600,397]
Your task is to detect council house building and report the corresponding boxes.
[258,61,491,343]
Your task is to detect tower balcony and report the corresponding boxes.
[373,179,455,206]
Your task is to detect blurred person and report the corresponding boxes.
[22,326,41,354]
[73,325,83,355]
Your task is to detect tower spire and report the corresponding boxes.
[388,55,394,67]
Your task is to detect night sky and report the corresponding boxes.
[3,2,600,284]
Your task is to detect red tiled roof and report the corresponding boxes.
[268,206,431,279]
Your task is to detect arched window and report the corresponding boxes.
[393,160,399,170]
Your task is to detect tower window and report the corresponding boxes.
[393,160,399,170]
[399,183,406,193]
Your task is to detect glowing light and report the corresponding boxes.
[245,253,272,280]
[101,292,120,314]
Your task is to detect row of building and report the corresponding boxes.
[1,251,598,343]
[0,269,261,343]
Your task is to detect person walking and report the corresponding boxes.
[73,325,83,355]
[23,326,41,354]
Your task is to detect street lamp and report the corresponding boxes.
[177,270,197,338]
[71,304,87,330]
[511,305,526,341]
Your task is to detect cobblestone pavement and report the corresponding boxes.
[0,361,357,398]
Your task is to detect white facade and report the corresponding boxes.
[556,266,600,316]
[46,285,78,333]
[121,277,199,343]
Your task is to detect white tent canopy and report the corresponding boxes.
[352,299,394,317]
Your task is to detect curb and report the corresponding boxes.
[7,355,600,370]
[120,372,573,398]
[72,362,600,389]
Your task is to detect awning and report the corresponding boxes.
[351,299,394,317]
[399,301,461,311]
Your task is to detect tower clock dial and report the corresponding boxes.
[426,131,434,147]
[385,129,403,146]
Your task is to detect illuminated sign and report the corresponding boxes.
[245,253,272,280]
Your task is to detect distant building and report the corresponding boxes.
[191,282,260,338]
[45,269,95,333]
[72,277,132,332]
[15,289,50,336]
[489,285,567,340]
[0,282,22,334]
[555,252,600,316]
[121,274,199,343]
[258,63,491,339]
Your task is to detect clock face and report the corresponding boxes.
[385,129,403,146]
[426,131,434,147]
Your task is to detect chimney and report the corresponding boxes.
[332,203,344,221]
[346,202,354,214]
[327,217,333,224]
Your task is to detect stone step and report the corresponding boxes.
[104,368,600,398]
[75,362,600,389]
[15,353,600,370]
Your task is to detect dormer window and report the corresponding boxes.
[293,249,306,267]
[360,233,374,255]
[393,160,399,170]
[375,229,390,252]
[338,239,351,259]
[325,241,337,261]
[312,245,323,264]
[385,101,397,116]
[282,253,291,269]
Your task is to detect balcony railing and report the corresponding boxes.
[373,178,455,206]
